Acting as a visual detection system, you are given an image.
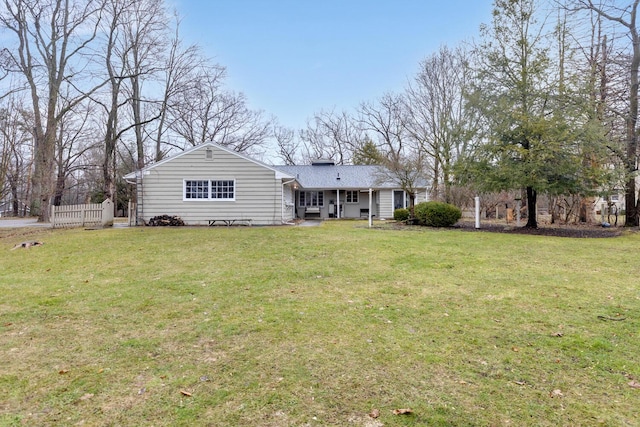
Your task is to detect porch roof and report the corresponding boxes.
[274,165,397,190]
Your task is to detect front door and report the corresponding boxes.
[393,190,406,210]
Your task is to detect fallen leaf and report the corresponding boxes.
[369,408,380,419]
[58,369,69,375]
[514,380,526,386]
[3,323,13,327]
[551,332,563,337]
[628,381,640,389]
[550,389,563,398]
[393,408,413,415]
[180,390,192,397]
[512,347,519,352]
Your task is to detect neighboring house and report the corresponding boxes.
[123,142,428,225]
[594,192,624,219]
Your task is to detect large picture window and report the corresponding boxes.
[184,180,235,201]
[345,190,359,203]
[299,191,324,207]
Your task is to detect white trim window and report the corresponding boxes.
[211,180,234,199]
[345,190,359,203]
[299,191,324,207]
[184,179,235,201]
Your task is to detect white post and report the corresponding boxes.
[368,188,373,228]
[336,190,340,219]
[475,196,481,229]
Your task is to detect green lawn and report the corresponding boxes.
[1,222,639,426]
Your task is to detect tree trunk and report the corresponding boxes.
[53,171,65,206]
[431,160,440,201]
[625,24,639,226]
[34,125,57,222]
[10,176,19,216]
[525,186,537,228]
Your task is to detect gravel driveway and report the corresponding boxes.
[0,218,51,228]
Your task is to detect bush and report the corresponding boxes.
[393,208,410,221]
[413,201,462,227]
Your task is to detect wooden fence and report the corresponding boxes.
[50,199,114,229]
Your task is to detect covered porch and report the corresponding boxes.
[295,188,378,220]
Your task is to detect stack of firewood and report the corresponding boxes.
[147,215,185,226]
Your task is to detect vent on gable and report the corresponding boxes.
[205,148,213,161]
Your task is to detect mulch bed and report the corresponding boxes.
[454,220,625,238]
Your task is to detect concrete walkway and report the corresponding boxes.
[298,220,322,227]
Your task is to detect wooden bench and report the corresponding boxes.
[360,209,375,218]
[305,207,321,218]
[208,219,252,226]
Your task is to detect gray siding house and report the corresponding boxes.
[276,162,428,220]
[124,142,428,225]
[124,143,296,226]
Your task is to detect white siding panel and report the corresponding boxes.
[140,146,285,225]
[415,189,427,204]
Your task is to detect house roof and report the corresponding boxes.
[123,142,295,181]
[274,164,403,190]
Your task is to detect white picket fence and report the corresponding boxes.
[50,199,114,229]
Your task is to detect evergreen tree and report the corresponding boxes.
[463,0,607,228]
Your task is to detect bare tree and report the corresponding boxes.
[153,14,204,161]
[121,0,167,169]
[299,109,362,164]
[52,99,100,206]
[170,66,271,154]
[97,0,175,202]
[273,123,300,165]
[359,93,426,211]
[405,45,477,203]
[0,0,105,221]
[572,0,640,226]
[0,96,34,216]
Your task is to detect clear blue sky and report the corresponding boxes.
[174,1,494,131]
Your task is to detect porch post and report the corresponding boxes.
[336,190,340,219]
[368,188,373,228]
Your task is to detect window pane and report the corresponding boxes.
[211,180,234,199]
[346,190,358,203]
[185,180,208,199]
[300,191,323,207]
